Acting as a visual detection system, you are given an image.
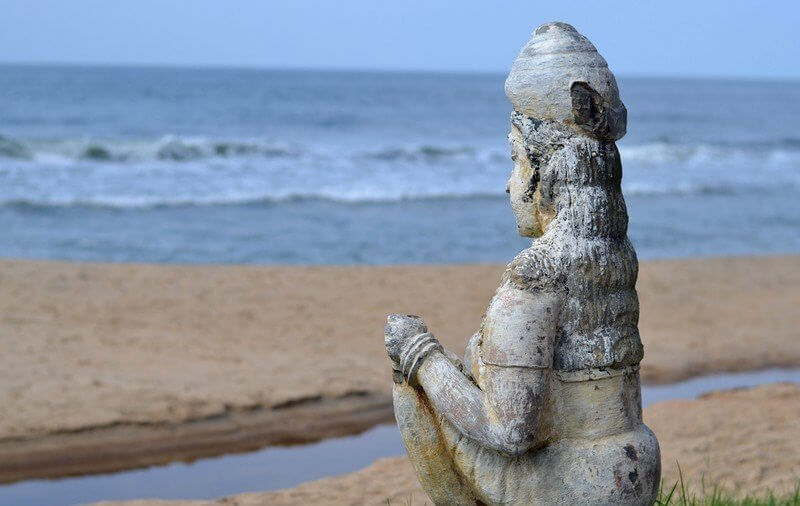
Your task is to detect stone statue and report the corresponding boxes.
[385,22,661,505]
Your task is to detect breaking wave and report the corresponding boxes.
[0,133,798,209]
[0,135,32,159]
[0,135,499,164]
[0,135,300,163]
[0,133,797,162]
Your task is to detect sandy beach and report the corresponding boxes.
[97,382,800,505]
[1,255,799,482]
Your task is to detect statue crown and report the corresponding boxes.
[505,22,627,140]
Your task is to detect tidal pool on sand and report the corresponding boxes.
[0,368,798,506]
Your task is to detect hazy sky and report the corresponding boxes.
[1,0,798,79]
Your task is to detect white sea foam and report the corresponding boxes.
[0,134,798,208]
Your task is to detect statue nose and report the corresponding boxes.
[505,183,511,194]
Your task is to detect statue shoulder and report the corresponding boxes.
[478,247,563,369]
[502,245,562,291]
[480,281,560,368]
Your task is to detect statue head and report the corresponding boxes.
[505,22,627,238]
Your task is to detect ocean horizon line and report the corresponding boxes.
[0,60,798,84]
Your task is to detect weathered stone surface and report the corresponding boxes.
[385,22,660,505]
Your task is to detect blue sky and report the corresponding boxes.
[1,0,798,79]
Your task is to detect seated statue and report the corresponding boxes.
[385,22,661,505]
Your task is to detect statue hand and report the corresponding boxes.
[385,314,427,363]
[385,314,442,386]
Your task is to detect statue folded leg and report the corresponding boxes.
[393,337,523,505]
[393,381,480,505]
[395,365,661,506]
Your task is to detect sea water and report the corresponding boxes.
[1,66,799,263]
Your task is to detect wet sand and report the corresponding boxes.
[96,383,800,505]
[1,255,799,481]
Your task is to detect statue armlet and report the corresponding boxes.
[480,286,559,368]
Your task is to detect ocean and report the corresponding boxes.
[1,65,798,263]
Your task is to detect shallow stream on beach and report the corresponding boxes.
[1,368,799,506]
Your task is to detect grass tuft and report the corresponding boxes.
[386,469,800,505]
[656,463,800,505]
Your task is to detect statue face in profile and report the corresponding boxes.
[506,124,552,239]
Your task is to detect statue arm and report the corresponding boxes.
[416,353,548,456]
[416,286,558,456]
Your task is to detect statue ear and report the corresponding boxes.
[570,81,612,139]
[570,81,627,140]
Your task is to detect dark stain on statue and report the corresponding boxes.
[624,444,638,461]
